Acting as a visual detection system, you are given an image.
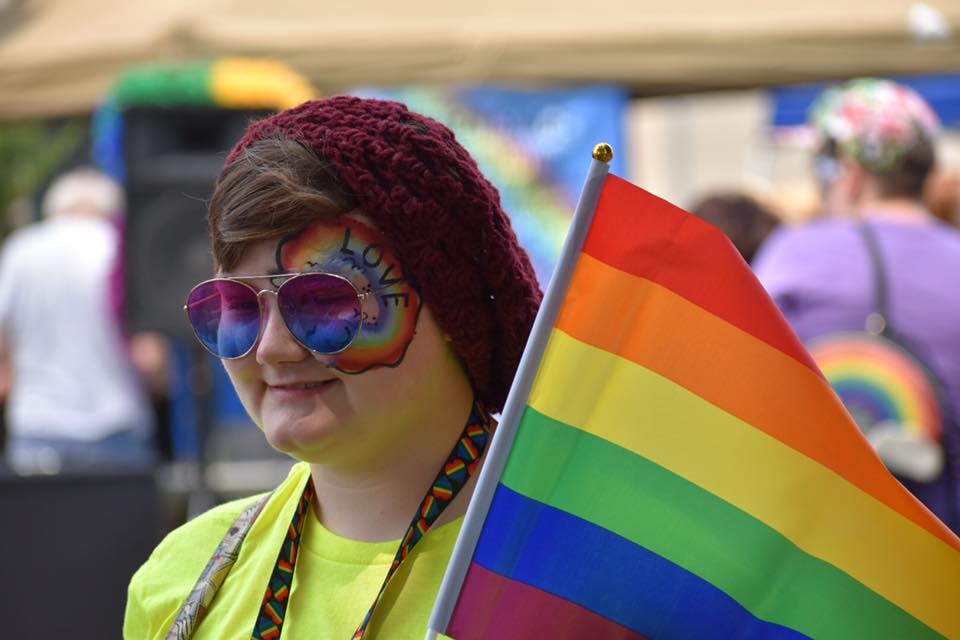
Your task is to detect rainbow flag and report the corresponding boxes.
[428,160,960,639]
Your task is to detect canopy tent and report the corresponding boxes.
[1,0,959,119]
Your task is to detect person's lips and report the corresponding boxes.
[266,379,339,400]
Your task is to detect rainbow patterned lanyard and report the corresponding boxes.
[248,401,491,640]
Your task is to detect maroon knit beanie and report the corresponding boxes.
[224,96,543,412]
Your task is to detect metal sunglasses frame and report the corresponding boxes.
[183,271,381,360]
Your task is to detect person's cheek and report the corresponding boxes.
[332,288,422,373]
[279,216,422,373]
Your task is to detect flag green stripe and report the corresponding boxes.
[501,407,942,640]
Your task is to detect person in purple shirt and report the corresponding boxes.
[754,78,960,533]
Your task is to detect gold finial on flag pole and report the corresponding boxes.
[592,143,614,164]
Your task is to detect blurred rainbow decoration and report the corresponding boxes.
[354,86,629,283]
[809,333,944,442]
[808,333,945,482]
[93,58,315,182]
[91,59,316,457]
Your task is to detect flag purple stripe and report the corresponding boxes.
[466,484,811,640]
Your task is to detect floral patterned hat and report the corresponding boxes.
[809,78,940,171]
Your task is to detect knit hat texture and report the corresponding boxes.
[225,96,543,412]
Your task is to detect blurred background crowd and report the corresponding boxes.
[1,0,959,637]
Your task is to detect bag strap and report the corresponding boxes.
[164,491,273,640]
[856,222,892,336]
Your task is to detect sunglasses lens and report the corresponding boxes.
[186,280,261,358]
[278,274,362,354]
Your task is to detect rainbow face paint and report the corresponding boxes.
[277,216,422,373]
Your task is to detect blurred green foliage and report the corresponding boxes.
[0,119,85,239]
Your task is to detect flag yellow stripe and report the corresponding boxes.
[557,253,958,549]
[529,330,960,639]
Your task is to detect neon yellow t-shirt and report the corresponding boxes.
[124,462,462,639]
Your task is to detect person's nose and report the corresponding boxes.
[255,293,309,366]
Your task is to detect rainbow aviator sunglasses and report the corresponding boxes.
[184,272,381,359]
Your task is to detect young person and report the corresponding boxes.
[125,96,542,639]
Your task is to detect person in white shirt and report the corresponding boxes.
[0,167,154,473]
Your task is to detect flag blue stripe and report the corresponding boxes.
[473,484,811,640]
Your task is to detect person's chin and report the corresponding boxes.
[261,409,343,460]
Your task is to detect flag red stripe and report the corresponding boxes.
[582,174,819,374]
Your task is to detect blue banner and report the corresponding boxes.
[771,73,960,130]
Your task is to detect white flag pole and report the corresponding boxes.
[426,144,614,639]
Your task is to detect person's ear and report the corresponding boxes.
[824,158,866,216]
[843,160,868,204]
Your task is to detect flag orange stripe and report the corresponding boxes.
[582,174,819,374]
[557,252,960,550]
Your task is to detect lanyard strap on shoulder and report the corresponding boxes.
[164,491,273,640]
[250,401,491,640]
[168,401,491,640]
[350,402,491,639]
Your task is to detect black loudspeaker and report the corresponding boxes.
[123,107,270,339]
[0,471,163,638]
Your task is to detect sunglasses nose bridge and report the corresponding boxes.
[251,288,309,362]
[255,289,278,300]
[252,288,276,329]
[254,288,281,328]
